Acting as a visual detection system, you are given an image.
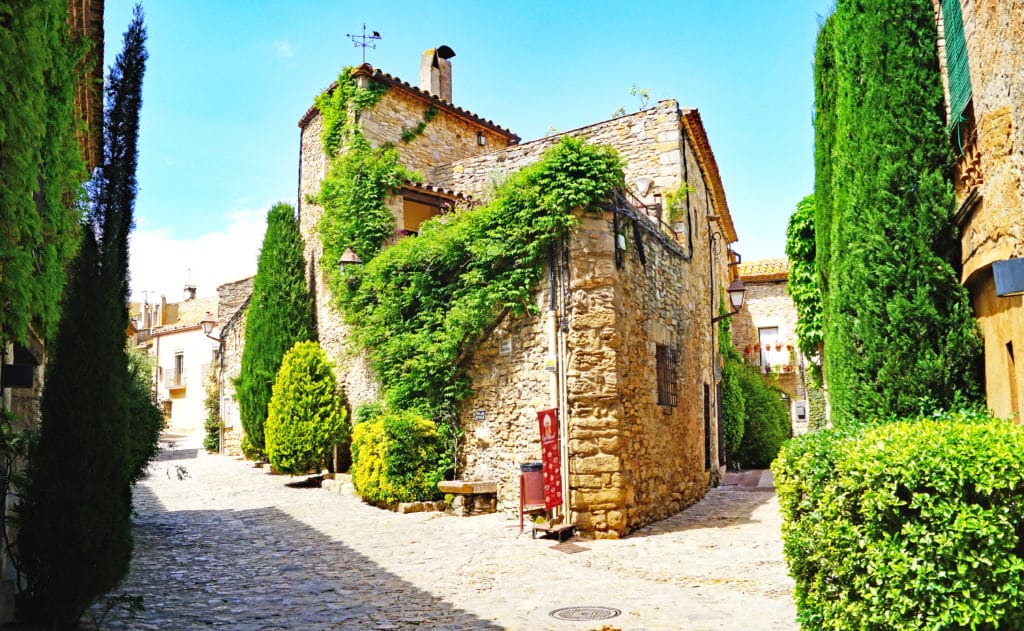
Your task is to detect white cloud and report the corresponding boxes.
[271,40,294,58]
[128,209,266,302]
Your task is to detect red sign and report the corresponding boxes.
[537,408,563,510]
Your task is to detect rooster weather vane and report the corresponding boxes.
[347,23,381,64]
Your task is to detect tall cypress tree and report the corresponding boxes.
[17,7,147,627]
[814,0,982,427]
[236,202,315,454]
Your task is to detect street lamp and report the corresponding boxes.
[200,312,218,341]
[712,278,746,323]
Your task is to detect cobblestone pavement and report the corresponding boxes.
[93,435,797,630]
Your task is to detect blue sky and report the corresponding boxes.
[105,1,834,301]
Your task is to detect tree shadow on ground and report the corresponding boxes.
[623,486,778,539]
[96,483,503,630]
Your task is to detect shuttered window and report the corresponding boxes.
[941,0,972,128]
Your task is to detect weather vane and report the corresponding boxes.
[347,23,381,64]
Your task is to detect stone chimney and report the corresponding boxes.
[419,45,455,102]
[184,284,197,301]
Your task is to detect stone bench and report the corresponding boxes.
[438,480,497,516]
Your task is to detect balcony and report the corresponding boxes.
[164,369,186,393]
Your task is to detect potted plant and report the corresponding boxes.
[775,342,783,352]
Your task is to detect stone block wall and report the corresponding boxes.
[359,88,513,174]
[216,277,253,457]
[932,0,1024,417]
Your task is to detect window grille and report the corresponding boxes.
[656,345,678,407]
[941,0,972,128]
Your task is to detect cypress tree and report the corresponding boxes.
[17,7,147,627]
[236,203,315,454]
[814,0,982,427]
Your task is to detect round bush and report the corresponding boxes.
[265,341,347,474]
[350,410,444,504]
[774,413,1024,629]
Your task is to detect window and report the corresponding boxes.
[173,352,184,386]
[941,0,972,128]
[758,327,779,373]
[656,345,678,407]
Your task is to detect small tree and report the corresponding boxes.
[350,410,444,504]
[202,367,221,454]
[265,341,347,474]
[235,202,314,455]
[126,348,163,483]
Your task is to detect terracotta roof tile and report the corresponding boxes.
[299,64,520,143]
[680,108,737,243]
[403,180,473,202]
[738,257,790,281]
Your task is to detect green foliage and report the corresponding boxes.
[339,137,624,420]
[265,341,348,475]
[316,134,417,263]
[400,105,439,143]
[202,364,221,454]
[732,366,791,468]
[17,9,147,626]
[350,410,445,504]
[353,402,384,425]
[720,359,746,459]
[0,0,88,346]
[813,0,983,428]
[785,195,823,360]
[314,67,387,158]
[806,385,828,431]
[236,202,315,454]
[774,410,1024,629]
[0,410,36,587]
[126,348,163,483]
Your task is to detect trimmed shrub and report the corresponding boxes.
[773,411,1024,629]
[126,348,163,483]
[733,366,790,468]
[265,341,347,475]
[719,357,746,460]
[350,410,443,504]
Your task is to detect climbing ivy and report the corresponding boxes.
[313,68,419,269]
[340,137,624,419]
[400,105,439,144]
[785,195,823,363]
[0,0,88,346]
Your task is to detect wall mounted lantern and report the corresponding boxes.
[339,247,363,272]
[711,278,746,323]
[200,312,219,341]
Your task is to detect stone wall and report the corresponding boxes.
[359,87,513,174]
[452,105,728,537]
[730,277,808,434]
[933,0,1024,417]
[216,277,253,456]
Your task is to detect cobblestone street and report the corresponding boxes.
[94,436,797,630]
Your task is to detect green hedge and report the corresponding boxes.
[350,411,443,504]
[265,341,347,475]
[773,412,1024,629]
[731,366,791,468]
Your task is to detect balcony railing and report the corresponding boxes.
[164,369,186,390]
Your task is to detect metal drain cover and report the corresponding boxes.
[549,606,622,621]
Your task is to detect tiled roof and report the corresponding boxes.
[680,108,737,243]
[403,180,473,202]
[738,257,790,281]
[298,64,520,143]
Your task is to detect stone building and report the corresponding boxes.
[296,49,739,538]
[132,287,218,435]
[213,277,254,456]
[730,258,813,434]
[933,1,1024,418]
